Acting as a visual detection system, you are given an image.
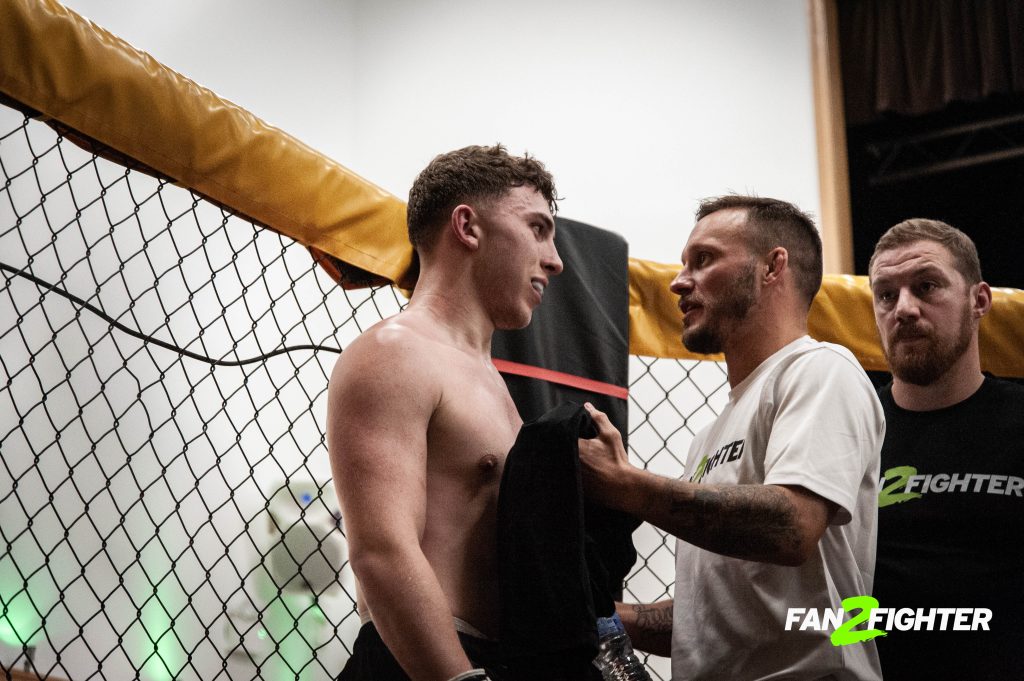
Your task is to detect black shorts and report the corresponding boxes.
[337,621,510,681]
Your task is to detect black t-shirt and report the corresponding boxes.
[874,376,1024,679]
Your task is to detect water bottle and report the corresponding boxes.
[593,613,653,681]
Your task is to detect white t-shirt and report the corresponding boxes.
[671,336,884,681]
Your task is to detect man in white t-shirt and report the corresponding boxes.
[579,195,884,680]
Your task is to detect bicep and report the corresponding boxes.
[326,346,437,551]
[772,484,837,545]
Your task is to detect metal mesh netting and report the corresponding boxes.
[0,103,728,680]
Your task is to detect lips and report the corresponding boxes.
[530,279,546,303]
[892,325,929,343]
[679,298,702,315]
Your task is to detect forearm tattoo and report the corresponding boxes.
[633,602,673,634]
[668,482,802,561]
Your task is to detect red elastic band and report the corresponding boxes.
[492,358,628,400]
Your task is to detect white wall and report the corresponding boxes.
[3,2,819,678]
[64,0,360,166]
[60,0,821,263]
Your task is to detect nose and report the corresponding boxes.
[670,267,692,296]
[542,239,563,276]
[893,289,921,322]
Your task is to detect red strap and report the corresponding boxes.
[492,358,628,400]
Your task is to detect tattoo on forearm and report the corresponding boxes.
[668,482,802,561]
[633,603,672,634]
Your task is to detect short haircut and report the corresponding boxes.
[696,194,823,308]
[868,218,982,285]
[406,144,558,252]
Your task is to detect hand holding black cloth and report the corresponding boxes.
[497,402,641,681]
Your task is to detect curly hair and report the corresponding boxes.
[406,144,558,251]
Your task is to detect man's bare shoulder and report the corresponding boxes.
[328,311,473,425]
[332,312,445,380]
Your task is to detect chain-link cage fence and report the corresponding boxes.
[0,100,728,680]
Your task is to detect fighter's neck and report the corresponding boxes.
[723,318,807,388]
[403,288,495,356]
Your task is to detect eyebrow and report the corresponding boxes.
[682,240,723,260]
[528,211,555,233]
[871,264,950,288]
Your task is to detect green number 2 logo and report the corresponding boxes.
[878,465,922,508]
[831,595,887,646]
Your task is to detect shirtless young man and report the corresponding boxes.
[327,145,563,681]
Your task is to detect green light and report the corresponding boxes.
[127,566,186,681]
[0,564,48,647]
[260,591,329,681]
[0,596,42,647]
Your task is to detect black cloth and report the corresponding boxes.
[838,0,1024,125]
[492,217,637,601]
[491,217,629,425]
[497,402,636,681]
[337,621,510,681]
[874,376,1024,679]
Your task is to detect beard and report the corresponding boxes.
[884,303,973,386]
[682,260,758,355]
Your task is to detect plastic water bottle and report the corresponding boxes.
[593,613,653,681]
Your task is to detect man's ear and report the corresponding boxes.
[764,247,788,284]
[972,281,993,320]
[449,204,481,251]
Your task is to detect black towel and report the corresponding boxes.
[497,402,639,681]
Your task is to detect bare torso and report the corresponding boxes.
[419,337,522,636]
[328,179,561,677]
[353,312,522,637]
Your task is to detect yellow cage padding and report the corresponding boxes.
[3,0,1022,375]
[0,0,411,287]
[630,262,1024,377]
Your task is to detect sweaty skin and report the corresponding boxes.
[334,312,520,631]
[327,184,562,680]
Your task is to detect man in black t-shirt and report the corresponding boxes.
[868,219,1024,679]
